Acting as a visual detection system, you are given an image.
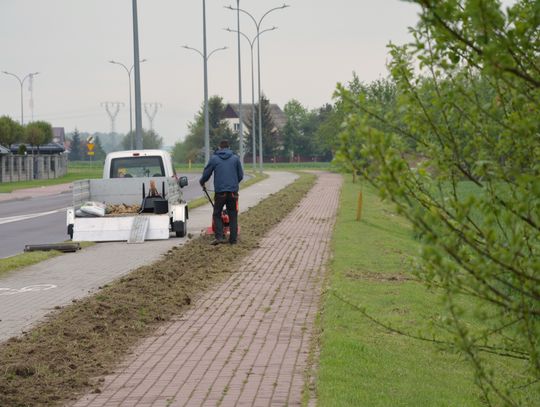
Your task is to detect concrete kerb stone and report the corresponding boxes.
[0,171,298,343]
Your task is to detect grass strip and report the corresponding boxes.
[0,242,94,278]
[0,172,316,407]
[314,176,533,406]
[0,251,64,277]
[314,176,480,406]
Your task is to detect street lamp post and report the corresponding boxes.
[182,45,227,163]
[234,0,245,165]
[109,59,147,150]
[224,27,276,170]
[203,0,209,164]
[132,0,144,150]
[225,3,289,171]
[2,71,39,125]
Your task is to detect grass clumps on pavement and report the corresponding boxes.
[0,172,316,407]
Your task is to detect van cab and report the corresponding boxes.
[103,149,177,179]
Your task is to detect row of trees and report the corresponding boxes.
[67,129,164,161]
[172,95,285,164]
[0,116,54,151]
[173,96,237,163]
[282,100,336,161]
[331,1,539,405]
[68,130,105,161]
[172,95,339,164]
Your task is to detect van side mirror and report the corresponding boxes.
[178,176,188,188]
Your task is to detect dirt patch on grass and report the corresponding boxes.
[0,172,317,407]
[345,269,415,283]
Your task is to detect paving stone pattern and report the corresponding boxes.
[74,172,342,407]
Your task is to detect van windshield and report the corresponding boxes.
[110,156,165,178]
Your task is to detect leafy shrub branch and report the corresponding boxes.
[335,1,539,405]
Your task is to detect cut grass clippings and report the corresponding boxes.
[0,172,316,407]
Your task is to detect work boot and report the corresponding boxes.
[211,238,226,246]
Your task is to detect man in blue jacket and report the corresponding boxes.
[199,139,244,245]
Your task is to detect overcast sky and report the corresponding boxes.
[0,0,421,146]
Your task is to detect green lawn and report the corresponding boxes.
[0,241,95,278]
[0,251,63,277]
[175,161,334,171]
[253,162,334,170]
[316,175,484,406]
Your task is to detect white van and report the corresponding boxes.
[66,150,189,242]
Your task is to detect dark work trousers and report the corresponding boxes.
[213,191,239,242]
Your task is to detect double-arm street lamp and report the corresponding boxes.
[2,71,40,125]
[225,3,289,171]
[109,59,147,150]
[181,46,227,60]
[228,0,245,165]
[224,26,276,170]
[182,44,227,163]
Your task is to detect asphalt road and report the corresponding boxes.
[0,173,205,259]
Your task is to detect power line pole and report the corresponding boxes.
[143,102,162,131]
[101,102,124,134]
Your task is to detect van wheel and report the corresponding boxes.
[173,221,186,238]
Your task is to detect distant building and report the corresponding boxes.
[222,103,287,137]
[52,127,67,148]
[222,103,290,163]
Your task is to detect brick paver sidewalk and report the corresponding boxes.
[74,172,342,407]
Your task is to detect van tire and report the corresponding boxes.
[173,221,186,238]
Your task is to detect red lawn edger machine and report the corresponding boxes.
[202,186,239,237]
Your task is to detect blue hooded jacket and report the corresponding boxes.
[199,148,244,193]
